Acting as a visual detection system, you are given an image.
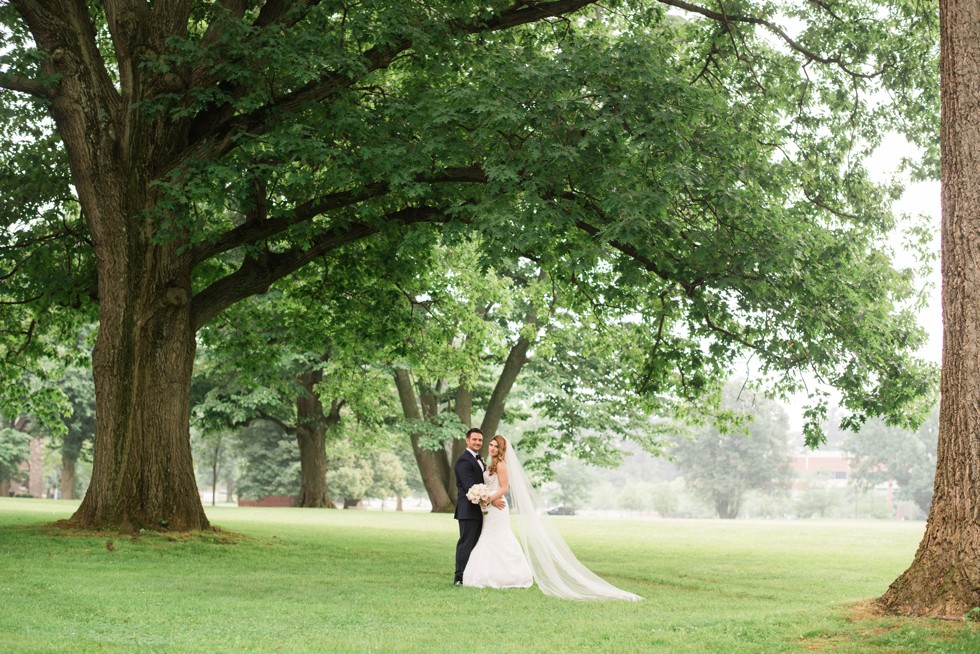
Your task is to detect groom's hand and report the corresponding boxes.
[491,498,506,509]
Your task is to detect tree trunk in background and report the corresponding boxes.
[394,368,454,512]
[878,0,980,617]
[480,333,532,441]
[60,455,77,500]
[28,437,44,498]
[448,386,473,494]
[714,495,739,520]
[294,369,338,508]
[224,472,235,504]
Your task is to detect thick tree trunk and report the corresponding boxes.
[72,286,209,531]
[394,368,454,512]
[878,0,980,617]
[17,2,208,531]
[60,455,77,500]
[296,426,332,508]
[66,162,207,531]
[294,369,338,508]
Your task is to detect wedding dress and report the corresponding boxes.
[462,468,534,589]
[464,437,642,601]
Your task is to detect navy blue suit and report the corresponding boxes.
[454,450,485,582]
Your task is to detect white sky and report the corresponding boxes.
[870,134,942,366]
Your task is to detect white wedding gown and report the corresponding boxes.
[462,470,533,589]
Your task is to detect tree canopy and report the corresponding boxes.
[0,1,940,530]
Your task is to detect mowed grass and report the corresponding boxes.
[1,498,978,653]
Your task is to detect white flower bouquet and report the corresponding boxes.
[466,483,491,515]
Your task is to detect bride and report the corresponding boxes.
[462,434,642,601]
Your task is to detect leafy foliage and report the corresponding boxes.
[0,1,942,516]
[233,421,300,499]
[329,444,410,504]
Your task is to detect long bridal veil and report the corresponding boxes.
[503,438,643,601]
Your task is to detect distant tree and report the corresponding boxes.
[795,488,842,519]
[54,366,95,500]
[843,408,939,516]
[543,458,597,512]
[330,444,410,510]
[192,430,238,507]
[650,482,680,518]
[368,452,411,511]
[234,421,300,501]
[672,383,792,519]
[0,421,31,495]
[330,462,372,510]
[617,484,650,513]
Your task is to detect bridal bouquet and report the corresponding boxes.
[466,484,491,515]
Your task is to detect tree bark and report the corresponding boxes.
[60,455,77,500]
[13,2,209,531]
[480,333,532,439]
[72,289,207,530]
[394,368,454,512]
[448,385,473,493]
[294,369,339,508]
[878,0,980,617]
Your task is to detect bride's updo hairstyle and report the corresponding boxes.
[488,435,507,476]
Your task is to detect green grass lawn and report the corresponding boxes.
[1,498,977,653]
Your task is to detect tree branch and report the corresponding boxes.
[458,0,597,34]
[256,410,297,435]
[656,0,882,79]
[0,72,50,98]
[189,166,486,265]
[253,0,323,29]
[191,205,442,330]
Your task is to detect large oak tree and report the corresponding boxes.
[1,1,938,531]
[877,0,980,619]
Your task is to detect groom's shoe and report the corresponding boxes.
[454,579,462,586]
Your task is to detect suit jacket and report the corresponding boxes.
[454,450,485,520]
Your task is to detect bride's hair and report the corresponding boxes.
[488,435,507,476]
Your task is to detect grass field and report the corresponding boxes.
[1,498,977,653]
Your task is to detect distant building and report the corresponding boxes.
[790,450,850,490]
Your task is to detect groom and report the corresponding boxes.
[453,427,485,585]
